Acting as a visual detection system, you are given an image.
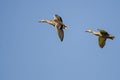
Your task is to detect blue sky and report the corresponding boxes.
[0,0,120,80]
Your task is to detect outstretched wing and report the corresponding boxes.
[54,14,63,22]
[55,24,64,41]
[98,37,107,48]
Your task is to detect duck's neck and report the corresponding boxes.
[41,20,55,26]
[92,31,101,36]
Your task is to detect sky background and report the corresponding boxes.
[0,0,120,80]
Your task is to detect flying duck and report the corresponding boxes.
[86,29,115,48]
[39,14,67,41]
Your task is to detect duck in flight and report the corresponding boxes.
[86,29,115,48]
[39,14,67,41]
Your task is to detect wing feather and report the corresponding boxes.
[54,14,63,22]
[55,24,64,41]
[98,37,106,48]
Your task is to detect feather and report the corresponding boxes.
[98,37,106,48]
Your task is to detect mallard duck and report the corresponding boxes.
[39,14,67,41]
[85,29,115,48]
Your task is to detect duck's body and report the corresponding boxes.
[86,29,115,48]
[39,14,67,41]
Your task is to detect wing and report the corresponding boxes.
[55,24,64,41]
[98,37,107,48]
[54,14,63,22]
[98,29,109,36]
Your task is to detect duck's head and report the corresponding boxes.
[39,19,46,22]
[85,30,93,33]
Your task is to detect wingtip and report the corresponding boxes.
[100,46,104,48]
[60,38,63,42]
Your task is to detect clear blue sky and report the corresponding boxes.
[0,0,120,80]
